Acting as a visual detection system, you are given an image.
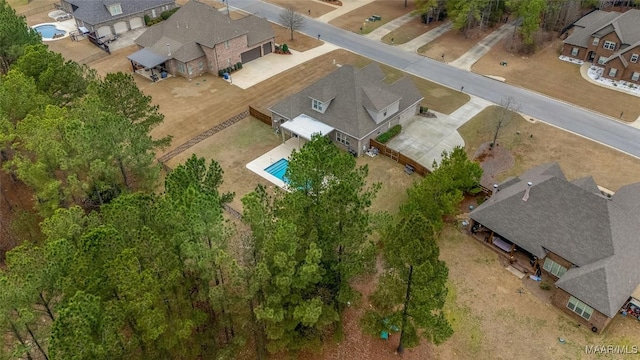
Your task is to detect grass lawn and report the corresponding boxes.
[472,38,640,121]
[418,27,496,62]
[265,0,336,19]
[329,0,416,34]
[458,106,640,191]
[381,18,444,45]
[270,23,323,52]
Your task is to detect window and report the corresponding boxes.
[567,296,594,320]
[608,68,617,77]
[632,72,639,81]
[571,47,579,56]
[336,132,350,147]
[597,56,607,65]
[592,38,599,46]
[151,9,156,18]
[198,61,203,71]
[177,63,185,73]
[603,41,616,50]
[224,40,230,49]
[187,66,193,75]
[543,258,567,278]
[312,99,322,111]
[631,54,639,63]
[107,3,122,16]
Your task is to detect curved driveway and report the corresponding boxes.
[233,0,640,158]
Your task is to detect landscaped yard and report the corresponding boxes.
[418,27,497,62]
[472,38,640,121]
[329,0,416,34]
[265,0,336,19]
[270,23,323,52]
[458,106,640,192]
[381,17,444,45]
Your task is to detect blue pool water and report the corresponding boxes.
[264,158,289,182]
[34,25,66,39]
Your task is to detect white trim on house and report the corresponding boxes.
[280,114,335,140]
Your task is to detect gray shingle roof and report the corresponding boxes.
[564,11,620,47]
[67,0,174,26]
[570,176,600,195]
[470,163,640,318]
[269,64,423,139]
[135,0,274,63]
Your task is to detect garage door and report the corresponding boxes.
[262,42,272,55]
[240,47,261,64]
[130,17,144,30]
[96,26,112,38]
[113,21,128,34]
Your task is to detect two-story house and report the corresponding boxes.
[562,9,640,84]
[469,163,640,334]
[268,63,424,156]
[60,0,176,39]
[129,0,274,79]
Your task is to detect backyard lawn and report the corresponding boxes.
[472,38,640,121]
[458,106,640,192]
[329,0,416,34]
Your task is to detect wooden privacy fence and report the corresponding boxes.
[249,106,271,125]
[369,139,430,176]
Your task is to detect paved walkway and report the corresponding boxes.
[316,0,376,23]
[230,42,339,89]
[365,12,417,41]
[386,96,492,170]
[449,24,516,71]
[395,21,452,52]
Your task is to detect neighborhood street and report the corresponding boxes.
[232,0,640,158]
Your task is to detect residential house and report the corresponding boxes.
[563,9,640,84]
[469,163,640,333]
[268,63,424,156]
[59,0,175,39]
[129,0,274,80]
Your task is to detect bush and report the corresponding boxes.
[144,14,150,25]
[236,62,242,69]
[539,281,552,291]
[218,69,225,77]
[160,7,180,20]
[282,44,289,52]
[420,106,429,113]
[376,124,402,144]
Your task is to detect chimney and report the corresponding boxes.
[522,182,532,201]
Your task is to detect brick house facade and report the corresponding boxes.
[551,288,612,334]
[131,1,274,80]
[562,9,640,84]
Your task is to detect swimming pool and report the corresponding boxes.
[34,24,67,40]
[264,158,289,183]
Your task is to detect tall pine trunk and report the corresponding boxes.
[9,319,34,360]
[397,265,413,354]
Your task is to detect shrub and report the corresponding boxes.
[376,124,402,144]
[236,62,243,69]
[282,44,289,52]
[161,7,180,20]
[420,106,429,113]
[144,14,150,25]
[539,281,552,291]
[218,69,225,77]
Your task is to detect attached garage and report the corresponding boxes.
[113,21,128,34]
[262,42,272,55]
[240,47,261,64]
[96,26,112,38]
[129,17,144,30]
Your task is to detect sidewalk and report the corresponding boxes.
[230,43,340,89]
[395,21,452,52]
[316,0,376,23]
[365,12,417,41]
[449,24,515,71]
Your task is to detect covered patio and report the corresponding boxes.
[127,48,171,82]
[278,114,335,147]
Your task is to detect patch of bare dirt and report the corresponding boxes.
[473,142,514,188]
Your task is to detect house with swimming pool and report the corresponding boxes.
[268,63,423,157]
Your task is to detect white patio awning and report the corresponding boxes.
[280,114,334,140]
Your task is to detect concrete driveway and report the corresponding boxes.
[386,97,492,170]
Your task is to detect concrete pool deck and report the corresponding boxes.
[246,137,301,189]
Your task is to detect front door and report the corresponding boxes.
[588,51,595,62]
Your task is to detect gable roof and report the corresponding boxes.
[134,0,274,63]
[470,163,640,318]
[564,11,620,47]
[269,64,423,139]
[66,0,174,25]
[565,9,640,49]
[592,9,640,46]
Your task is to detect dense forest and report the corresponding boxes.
[0,1,484,358]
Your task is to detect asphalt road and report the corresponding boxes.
[232,0,640,158]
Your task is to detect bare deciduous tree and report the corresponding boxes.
[279,6,305,41]
[491,96,520,150]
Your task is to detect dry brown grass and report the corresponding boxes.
[418,27,496,62]
[381,17,444,45]
[265,0,336,18]
[8,0,57,15]
[329,0,416,34]
[270,23,323,52]
[472,37,640,121]
[458,106,640,191]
